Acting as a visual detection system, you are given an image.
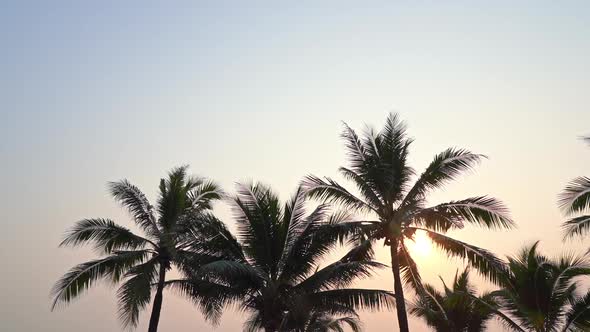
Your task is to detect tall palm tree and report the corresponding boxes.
[168,183,394,332]
[51,166,223,332]
[410,269,511,332]
[559,136,590,239]
[493,242,590,332]
[303,113,515,332]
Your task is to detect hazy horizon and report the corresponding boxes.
[2,1,590,331]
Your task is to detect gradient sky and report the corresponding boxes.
[2,1,590,331]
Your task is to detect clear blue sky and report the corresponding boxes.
[2,1,590,331]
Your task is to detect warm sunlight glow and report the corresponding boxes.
[410,230,432,257]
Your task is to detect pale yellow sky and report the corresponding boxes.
[2,1,590,331]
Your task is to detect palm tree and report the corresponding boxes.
[167,183,394,332]
[410,269,510,332]
[302,313,362,332]
[51,166,223,332]
[559,136,590,239]
[302,113,515,332]
[493,242,590,331]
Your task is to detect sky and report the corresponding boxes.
[2,1,590,331]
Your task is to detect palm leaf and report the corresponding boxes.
[187,180,224,211]
[559,176,590,215]
[59,218,153,253]
[51,250,150,310]
[562,215,590,239]
[414,196,514,230]
[165,278,247,324]
[310,289,395,313]
[302,175,376,214]
[562,290,590,331]
[116,258,158,328]
[404,148,485,206]
[339,166,384,211]
[415,228,507,284]
[109,180,159,236]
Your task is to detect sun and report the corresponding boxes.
[409,230,432,256]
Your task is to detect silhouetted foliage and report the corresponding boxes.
[303,113,514,332]
[52,166,223,332]
[493,242,590,332]
[167,184,394,332]
[559,136,590,240]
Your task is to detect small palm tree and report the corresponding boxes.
[410,269,512,332]
[493,242,590,332]
[51,166,223,332]
[303,113,514,332]
[168,183,394,332]
[301,313,362,332]
[559,136,590,239]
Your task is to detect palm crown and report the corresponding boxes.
[302,113,515,331]
[51,166,223,332]
[168,183,394,332]
[492,242,590,332]
[410,268,509,332]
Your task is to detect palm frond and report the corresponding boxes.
[562,290,590,331]
[296,260,385,293]
[468,292,526,332]
[242,312,265,332]
[340,121,370,176]
[339,167,384,211]
[277,187,311,276]
[196,260,265,288]
[403,148,484,206]
[157,166,192,231]
[279,220,371,284]
[187,180,225,211]
[310,289,395,313]
[306,314,362,332]
[415,196,514,230]
[232,182,284,276]
[562,215,590,239]
[59,218,153,253]
[559,176,590,215]
[416,228,507,284]
[108,180,159,236]
[51,250,150,310]
[165,278,247,324]
[116,258,158,328]
[302,175,376,214]
[177,212,245,262]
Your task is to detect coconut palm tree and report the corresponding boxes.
[559,136,590,239]
[410,268,513,332]
[492,242,590,332]
[301,313,362,332]
[302,113,515,332]
[167,183,394,332]
[51,166,223,332]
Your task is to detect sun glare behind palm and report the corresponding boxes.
[409,231,432,257]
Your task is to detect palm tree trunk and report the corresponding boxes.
[390,240,410,332]
[147,263,166,332]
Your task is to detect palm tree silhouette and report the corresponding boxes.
[167,183,394,332]
[492,242,590,331]
[303,113,514,331]
[410,269,513,332]
[51,166,223,332]
[302,313,362,332]
[559,136,590,239]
